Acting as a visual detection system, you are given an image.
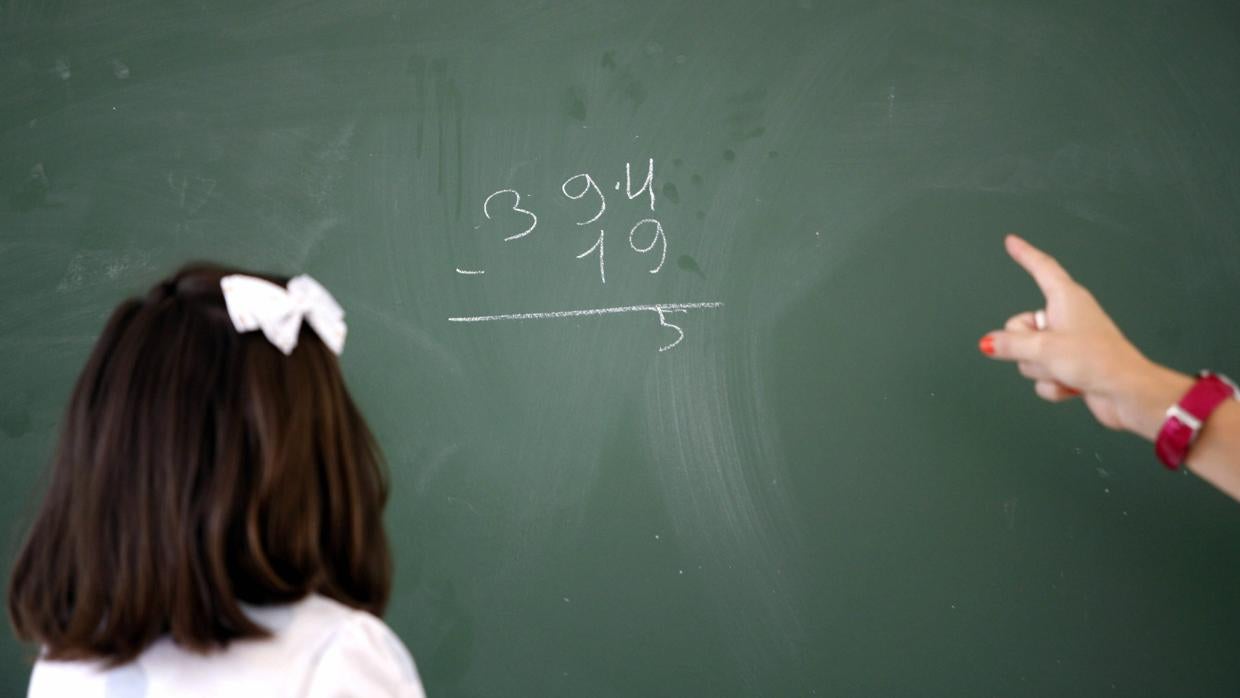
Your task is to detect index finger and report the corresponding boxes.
[1005,234,1072,298]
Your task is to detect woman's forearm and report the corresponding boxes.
[1120,363,1240,501]
[1187,402,1240,501]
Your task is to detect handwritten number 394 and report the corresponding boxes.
[483,189,538,242]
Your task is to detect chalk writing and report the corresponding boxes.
[448,302,722,322]
[654,307,687,352]
[628,218,666,274]
[454,159,719,351]
[625,158,656,211]
[561,173,606,225]
[576,229,607,284]
[483,188,537,242]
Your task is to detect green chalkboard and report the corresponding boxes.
[4,1,1240,695]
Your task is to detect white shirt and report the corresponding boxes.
[26,594,425,698]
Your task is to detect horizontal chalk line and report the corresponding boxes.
[448,302,723,323]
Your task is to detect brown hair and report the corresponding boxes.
[7,263,391,665]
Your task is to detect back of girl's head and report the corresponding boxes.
[7,263,391,665]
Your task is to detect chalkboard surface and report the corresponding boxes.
[4,1,1240,695]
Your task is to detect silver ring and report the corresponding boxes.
[1034,309,1047,331]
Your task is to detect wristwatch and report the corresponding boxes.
[1154,371,1240,470]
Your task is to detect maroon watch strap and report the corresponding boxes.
[1155,372,1239,470]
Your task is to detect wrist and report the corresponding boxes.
[1118,362,1194,441]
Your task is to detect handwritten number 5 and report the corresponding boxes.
[654,307,686,352]
[483,189,538,242]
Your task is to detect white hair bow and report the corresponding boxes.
[219,274,347,355]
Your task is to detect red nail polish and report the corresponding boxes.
[978,335,995,356]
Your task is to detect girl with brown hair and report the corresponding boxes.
[8,266,424,696]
